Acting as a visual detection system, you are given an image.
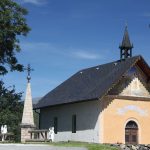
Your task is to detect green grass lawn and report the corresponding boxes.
[50,141,119,150]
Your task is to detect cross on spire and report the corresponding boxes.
[24,64,34,83]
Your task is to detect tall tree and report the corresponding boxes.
[0,0,30,75]
[0,0,30,141]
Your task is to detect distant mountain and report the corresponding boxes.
[32,97,41,105]
[21,97,41,105]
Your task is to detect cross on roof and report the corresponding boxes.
[24,64,34,82]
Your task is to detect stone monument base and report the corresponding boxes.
[21,124,35,143]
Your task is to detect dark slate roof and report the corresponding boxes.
[120,26,133,49]
[35,55,148,109]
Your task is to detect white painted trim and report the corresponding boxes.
[99,109,103,143]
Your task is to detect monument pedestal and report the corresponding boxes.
[21,124,35,143]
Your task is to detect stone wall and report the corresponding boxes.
[21,128,31,142]
[111,144,150,150]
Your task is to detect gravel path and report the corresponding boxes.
[0,144,87,150]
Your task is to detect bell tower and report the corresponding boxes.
[119,26,133,60]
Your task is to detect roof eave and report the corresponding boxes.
[34,97,99,110]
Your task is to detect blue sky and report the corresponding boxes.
[2,0,150,98]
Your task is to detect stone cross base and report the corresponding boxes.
[21,124,35,143]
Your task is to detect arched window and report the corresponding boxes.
[125,121,138,144]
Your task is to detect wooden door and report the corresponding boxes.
[125,121,138,144]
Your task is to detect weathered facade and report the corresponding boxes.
[101,65,150,144]
[101,97,150,144]
[40,100,101,143]
[35,27,150,144]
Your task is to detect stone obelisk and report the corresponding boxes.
[21,64,35,143]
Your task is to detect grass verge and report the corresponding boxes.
[50,141,119,150]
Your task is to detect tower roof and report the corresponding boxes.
[120,26,133,49]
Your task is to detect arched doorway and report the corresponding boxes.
[125,121,138,144]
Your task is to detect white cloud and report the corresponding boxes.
[142,13,150,17]
[16,0,47,5]
[21,42,53,51]
[20,41,66,56]
[72,51,101,60]
[21,41,102,60]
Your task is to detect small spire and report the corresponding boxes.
[24,64,34,83]
[120,25,133,49]
[125,21,128,28]
[119,26,133,59]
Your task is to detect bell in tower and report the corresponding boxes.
[119,26,133,60]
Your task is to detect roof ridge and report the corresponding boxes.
[87,55,142,99]
[79,55,141,72]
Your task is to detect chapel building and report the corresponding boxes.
[35,27,150,144]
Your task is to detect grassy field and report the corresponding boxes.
[50,141,119,150]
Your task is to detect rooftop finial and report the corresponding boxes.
[24,64,34,83]
[125,21,128,28]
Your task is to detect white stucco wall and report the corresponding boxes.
[40,100,101,143]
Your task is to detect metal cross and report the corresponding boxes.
[24,64,34,82]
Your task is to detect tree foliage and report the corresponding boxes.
[0,0,30,75]
[0,81,23,141]
[0,0,30,142]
